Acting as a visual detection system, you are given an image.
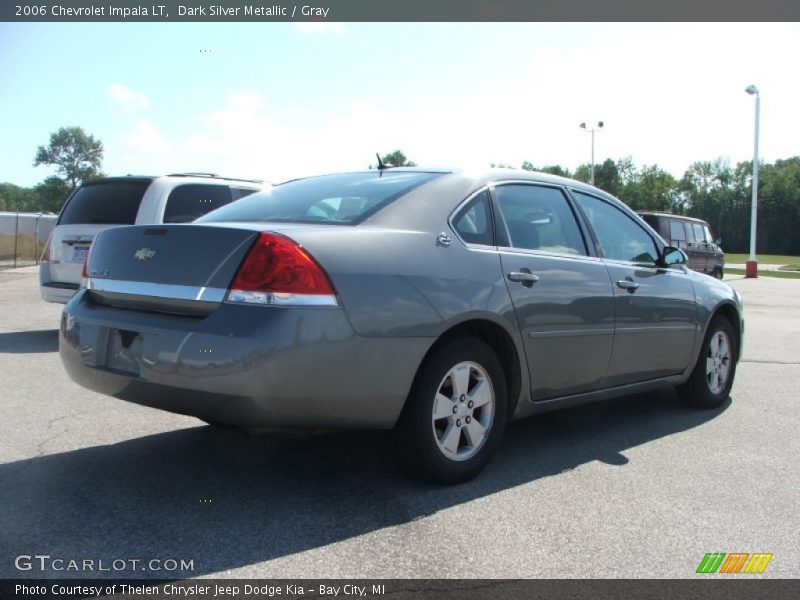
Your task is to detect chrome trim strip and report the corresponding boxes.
[614,325,698,333]
[226,289,339,307]
[529,328,614,339]
[85,278,226,303]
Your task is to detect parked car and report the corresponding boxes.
[40,173,266,303]
[637,212,724,278]
[60,168,743,484]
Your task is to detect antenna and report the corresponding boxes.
[376,153,394,171]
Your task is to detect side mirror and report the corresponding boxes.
[715,237,722,245]
[659,245,686,267]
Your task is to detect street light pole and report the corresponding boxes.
[745,85,760,279]
[580,121,604,186]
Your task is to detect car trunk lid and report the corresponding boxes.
[84,224,259,316]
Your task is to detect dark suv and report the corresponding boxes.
[638,212,724,278]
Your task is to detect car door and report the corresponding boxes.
[572,191,697,387]
[683,219,705,274]
[668,218,697,272]
[690,222,710,274]
[492,183,615,400]
[702,223,724,275]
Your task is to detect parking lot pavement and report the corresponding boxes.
[0,269,798,579]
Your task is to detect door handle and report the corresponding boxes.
[507,271,540,287]
[616,279,639,293]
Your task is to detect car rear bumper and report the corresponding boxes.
[39,261,79,304]
[60,291,431,429]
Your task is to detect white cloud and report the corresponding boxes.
[104,24,800,183]
[107,84,150,112]
[125,119,170,154]
[295,22,345,35]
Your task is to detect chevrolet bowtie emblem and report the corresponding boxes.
[134,248,156,261]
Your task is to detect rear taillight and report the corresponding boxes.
[79,241,96,289]
[40,232,52,263]
[227,232,337,306]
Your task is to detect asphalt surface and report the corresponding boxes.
[0,269,797,579]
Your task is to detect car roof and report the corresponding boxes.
[83,174,264,186]
[277,166,609,195]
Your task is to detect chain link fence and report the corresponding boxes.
[0,212,58,269]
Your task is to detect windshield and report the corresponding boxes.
[198,171,443,225]
[58,180,151,225]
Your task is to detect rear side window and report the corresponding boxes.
[232,187,259,201]
[58,180,150,225]
[164,184,233,223]
[669,219,688,248]
[198,171,444,225]
[452,192,493,246]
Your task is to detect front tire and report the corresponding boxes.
[678,316,737,409]
[392,338,508,484]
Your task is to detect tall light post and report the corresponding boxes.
[745,85,760,279]
[580,121,604,186]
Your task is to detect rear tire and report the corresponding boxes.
[391,338,508,485]
[678,316,737,409]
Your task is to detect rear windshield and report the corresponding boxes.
[198,171,443,225]
[58,180,151,225]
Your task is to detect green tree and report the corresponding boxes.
[632,164,679,211]
[521,162,571,177]
[33,126,104,190]
[0,182,37,212]
[380,150,416,167]
[34,176,71,213]
[539,165,571,178]
[593,159,622,196]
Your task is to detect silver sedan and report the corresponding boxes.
[60,168,743,484]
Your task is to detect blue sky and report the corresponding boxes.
[1,22,798,186]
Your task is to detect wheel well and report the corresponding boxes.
[713,303,742,360]
[417,320,523,414]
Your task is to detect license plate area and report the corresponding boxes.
[71,245,90,263]
[105,329,143,376]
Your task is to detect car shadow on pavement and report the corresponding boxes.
[0,329,58,353]
[0,389,729,578]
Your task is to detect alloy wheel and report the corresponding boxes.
[431,361,495,461]
[706,330,732,394]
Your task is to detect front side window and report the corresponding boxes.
[164,184,233,223]
[452,191,493,246]
[575,192,659,265]
[493,184,586,255]
[703,225,714,243]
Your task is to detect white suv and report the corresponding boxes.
[40,173,267,303]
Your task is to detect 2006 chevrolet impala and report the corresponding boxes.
[60,168,743,483]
